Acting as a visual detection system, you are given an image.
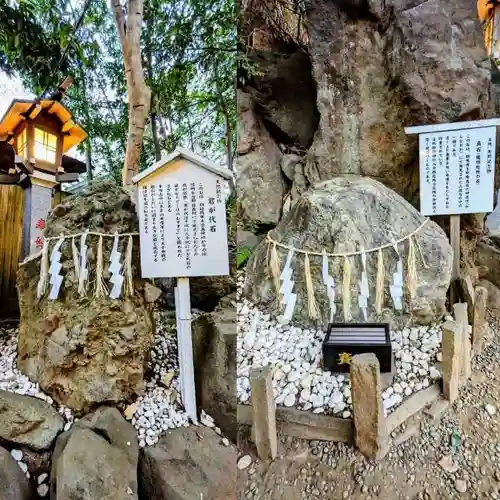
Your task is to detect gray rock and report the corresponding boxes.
[244,177,452,328]
[0,390,63,450]
[192,294,236,441]
[0,446,33,499]
[237,230,261,251]
[236,91,285,227]
[303,0,491,205]
[476,233,500,289]
[139,425,236,500]
[280,154,303,182]
[17,182,154,413]
[50,406,138,500]
[478,279,500,315]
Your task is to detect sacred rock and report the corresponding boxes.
[238,0,493,229]
[243,176,453,328]
[17,182,154,414]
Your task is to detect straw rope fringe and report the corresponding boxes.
[375,249,385,315]
[269,242,281,305]
[94,235,108,298]
[36,239,50,299]
[266,218,430,257]
[304,253,319,319]
[44,231,139,241]
[125,235,134,297]
[342,256,352,321]
[71,236,80,283]
[407,235,417,300]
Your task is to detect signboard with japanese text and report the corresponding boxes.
[134,150,230,278]
[405,120,500,216]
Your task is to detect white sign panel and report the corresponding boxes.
[417,126,496,216]
[136,161,229,278]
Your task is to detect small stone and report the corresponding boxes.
[37,484,49,497]
[222,437,230,446]
[10,449,22,461]
[284,394,296,407]
[455,479,467,493]
[237,455,252,470]
[18,461,28,473]
[37,472,48,484]
[486,404,497,416]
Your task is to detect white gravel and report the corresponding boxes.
[237,275,445,417]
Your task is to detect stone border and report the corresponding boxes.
[239,285,490,461]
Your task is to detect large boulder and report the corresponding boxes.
[236,90,286,228]
[476,232,500,288]
[17,182,154,414]
[303,0,492,205]
[0,446,33,500]
[51,406,139,499]
[192,294,237,441]
[138,425,236,500]
[0,390,63,450]
[244,177,453,328]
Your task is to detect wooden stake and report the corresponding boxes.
[441,320,461,403]
[450,215,460,305]
[472,286,488,356]
[250,366,278,461]
[453,302,471,382]
[350,353,389,460]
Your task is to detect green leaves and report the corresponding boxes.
[237,248,253,269]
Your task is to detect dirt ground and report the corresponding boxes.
[237,314,500,500]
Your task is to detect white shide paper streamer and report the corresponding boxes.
[48,236,65,300]
[389,242,404,311]
[108,235,124,299]
[322,250,336,322]
[279,248,297,322]
[358,251,369,320]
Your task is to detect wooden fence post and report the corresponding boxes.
[453,302,471,382]
[350,353,389,460]
[442,320,461,403]
[472,286,488,356]
[250,366,278,461]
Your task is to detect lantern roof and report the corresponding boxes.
[0,99,87,153]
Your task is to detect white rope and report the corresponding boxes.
[266,218,430,257]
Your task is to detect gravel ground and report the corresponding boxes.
[236,313,500,500]
[237,273,444,418]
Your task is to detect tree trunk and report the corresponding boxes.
[111,0,152,186]
[85,140,93,182]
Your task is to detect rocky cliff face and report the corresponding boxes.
[238,0,493,231]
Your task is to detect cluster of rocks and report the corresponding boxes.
[0,394,236,500]
[237,276,444,417]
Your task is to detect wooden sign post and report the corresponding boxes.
[405,119,500,302]
[133,147,232,424]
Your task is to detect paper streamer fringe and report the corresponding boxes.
[36,239,50,299]
[375,249,385,315]
[304,253,319,319]
[342,255,352,322]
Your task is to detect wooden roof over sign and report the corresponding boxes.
[0,99,88,153]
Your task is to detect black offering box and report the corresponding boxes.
[322,323,392,373]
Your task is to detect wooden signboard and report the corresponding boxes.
[133,147,232,424]
[405,119,500,302]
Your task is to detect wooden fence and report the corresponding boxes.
[0,186,68,317]
[0,185,24,317]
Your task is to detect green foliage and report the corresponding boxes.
[0,0,236,181]
[236,247,252,269]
